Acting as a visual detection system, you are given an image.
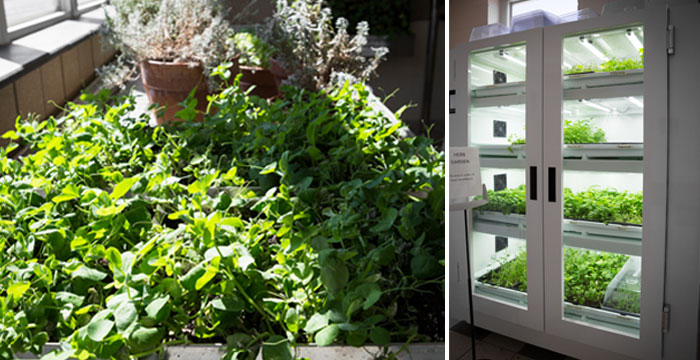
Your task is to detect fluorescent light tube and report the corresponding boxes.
[563,62,572,68]
[598,38,612,52]
[563,109,573,115]
[627,97,643,107]
[580,39,608,61]
[472,64,491,73]
[502,54,526,67]
[627,31,643,50]
[507,106,525,113]
[581,99,612,113]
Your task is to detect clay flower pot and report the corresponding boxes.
[238,58,288,99]
[140,60,210,125]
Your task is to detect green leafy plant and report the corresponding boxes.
[233,32,277,68]
[565,49,644,75]
[479,249,632,312]
[563,119,606,144]
[563,248,628,309]
[0,78,444,359]
[507,119,606,146]
[604,279,640,314]
[479,251,528,292]
[478,185,643,225]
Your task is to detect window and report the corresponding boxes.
[5,0,60,28]
[0,0,108,44]
[511,0,578,19]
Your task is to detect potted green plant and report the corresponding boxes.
[104,0,234,124]
[232,32,287,99]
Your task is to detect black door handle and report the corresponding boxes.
[548,167,556,202]
[530,166,537,200]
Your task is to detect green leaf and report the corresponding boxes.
[284,308,299,333]
[319,256,348,295]
[105,247,122,272]
[220,217,244,229]
[180,262,206,291]
[362,286,382,310]
[114,301,138,331]
[145,295,170,323]
[410,254,442,280]
[52,184,81,203]
[195,257,220,290]
[259,161,277,175]
[211,294,244,313]
[187,172,219,195]
[370,208,398,233]
[304,312,329,333]
[72,266,107,281]
[87,319,114,342]
[111,176,139,200]
[371,245,395,266]
[315,324,339,346]
[55,292,84,307]
[7,282,30,301]
[127,326,164,353]
[369,327,390,346]
[96,204,127,217]
[346,330,367,347]
[262,335,292,360]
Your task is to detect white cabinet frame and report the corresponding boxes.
[450,6,669,359]
[450,28,546,332]
[542,9,668,360]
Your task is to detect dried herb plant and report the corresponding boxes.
[104,0,234,74]
[265,0,389,91]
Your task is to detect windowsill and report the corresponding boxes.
[0,8,106,87]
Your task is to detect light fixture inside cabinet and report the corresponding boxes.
[627,97,643,108]
[626,29,643,50]
[579,36,608,61]
[499,49,526,67]
[580,99,613,113]
[472,64,491,73]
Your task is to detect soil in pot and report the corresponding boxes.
[140,60,210,124]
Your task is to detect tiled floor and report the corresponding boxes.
[450,322,579,360]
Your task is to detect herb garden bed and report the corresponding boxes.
[0,79,445,359]
[16,342,445,360]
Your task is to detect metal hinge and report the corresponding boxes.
[667,25,675,55]
[662,305,670,333]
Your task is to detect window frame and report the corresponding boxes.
[0,0,108,45]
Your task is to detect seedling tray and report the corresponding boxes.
[474,211,642,255]
[471,81,526,98]
[564,68,643,89]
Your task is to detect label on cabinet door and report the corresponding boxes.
[450,147,482,199]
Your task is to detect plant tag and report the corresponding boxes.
[450,147,481,201]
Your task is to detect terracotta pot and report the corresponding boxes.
[140,60,210,125]
[238,58,287,99]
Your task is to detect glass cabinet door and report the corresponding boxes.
[543,10,667,359]
[461,29,544,331]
